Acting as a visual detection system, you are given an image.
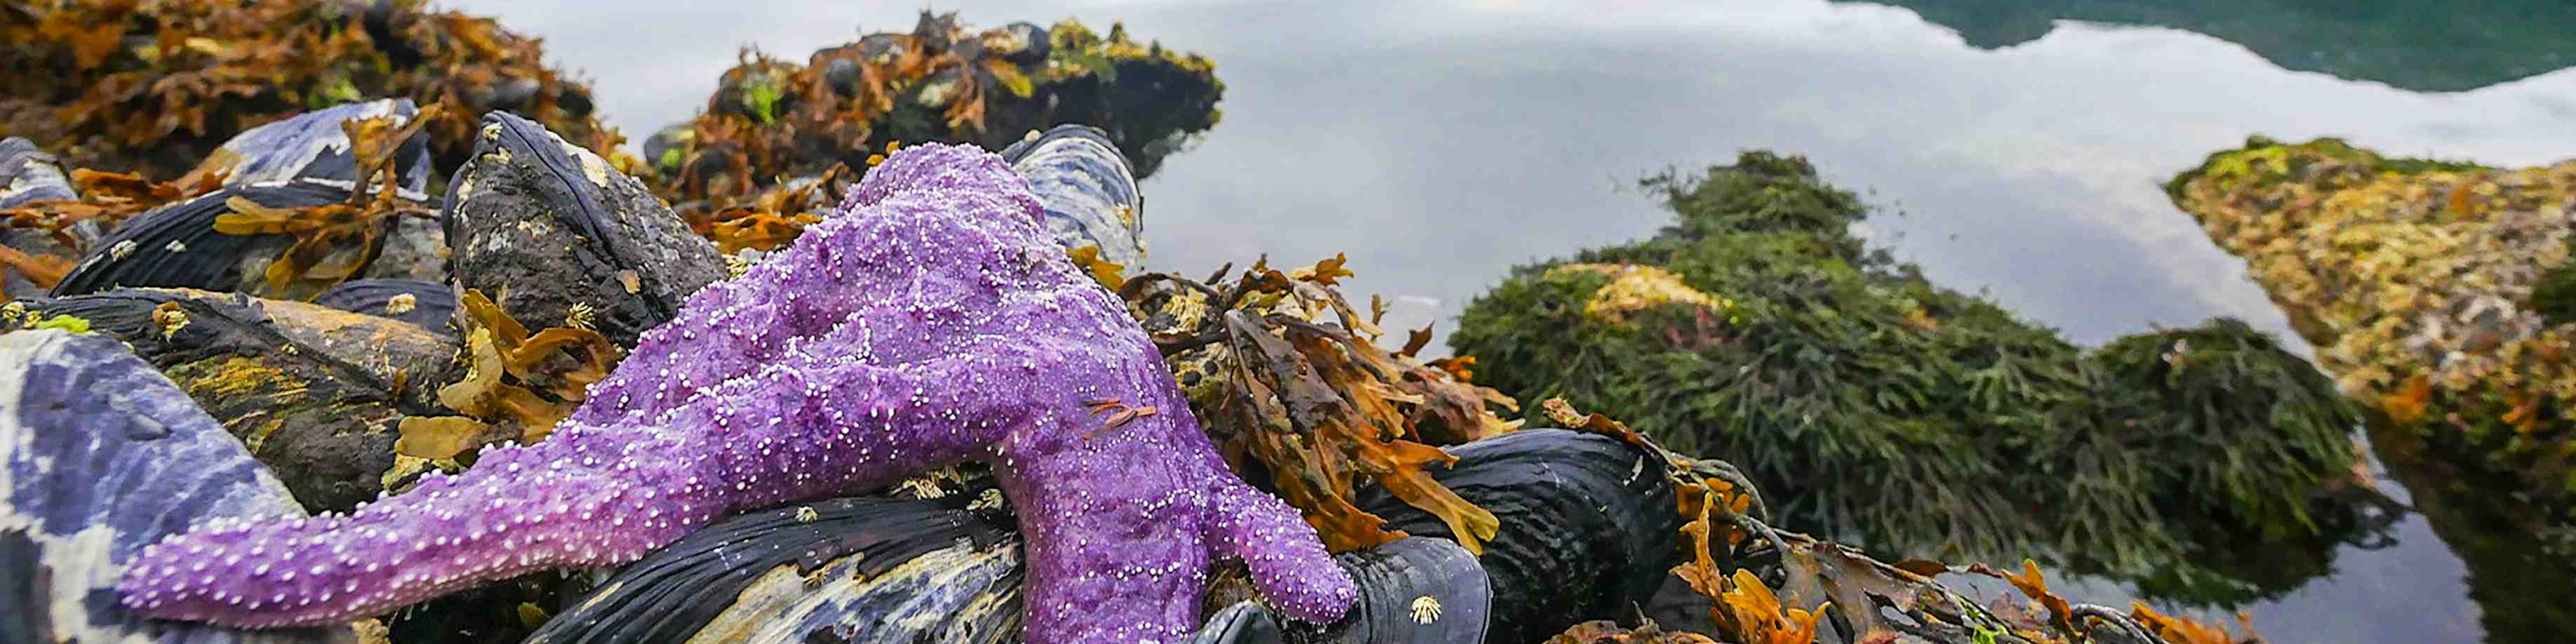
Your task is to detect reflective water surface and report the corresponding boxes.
[443,1,2576,641]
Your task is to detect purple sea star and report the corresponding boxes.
[118,143,1357,640]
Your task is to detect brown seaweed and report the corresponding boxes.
[1,0,618,179]
[646,11,1221,217]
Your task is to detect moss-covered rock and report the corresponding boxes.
[2168,136,2576,551]
[1452,152,2370,600]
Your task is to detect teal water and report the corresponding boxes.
[445,1,2576,641]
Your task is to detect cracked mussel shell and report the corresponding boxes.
[13,288,460,512]
[443,112,723,347]
[1356,429,1681,642]
[0,329,346,643]
[528,493,1022,644]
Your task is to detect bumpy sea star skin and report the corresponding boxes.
[118,143,1356,640]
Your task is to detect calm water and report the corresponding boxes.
[443,1,2576,641]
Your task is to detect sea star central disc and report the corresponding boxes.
[118,143,1357,641]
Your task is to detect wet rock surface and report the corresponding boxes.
[442,112,723,347]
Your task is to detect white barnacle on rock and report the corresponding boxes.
[1409,594,1441,623]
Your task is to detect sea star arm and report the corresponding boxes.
[112,345,1038,627]
[119,143,1354,640]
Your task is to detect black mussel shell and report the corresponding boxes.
[0,329,347,643]
[486,78,545,113]
[314,279,458,333]
[0,137,78,209]
[1355,429,1681,642]
[46,179,440,301]
[443,112,723,347]
[1193,601,1286,644]
[529,495,1020,644]
[1290,537,1490,644]
[822,58,864,98]
[192,99,434,194]
[1001,124,1145,272]
[50,180,339,298]
[17,288,460,511]
[532,433,1632,643]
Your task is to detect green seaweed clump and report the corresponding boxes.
[1452,152,2374,601]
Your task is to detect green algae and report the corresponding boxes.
[1453,152,2375,602]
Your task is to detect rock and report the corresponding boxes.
[441,112,723,348]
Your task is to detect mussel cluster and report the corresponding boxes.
[0,12,2253,643]
[1450,152,2390,606]
[526,429,1679,644]
[0,90,1705,643]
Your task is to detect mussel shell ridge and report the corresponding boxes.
[1001,124,1147,274]
[315,279,459,333]
[530,495,1020,644]
[0,137,78,209]
[47,180,353,299]
[1290,537,1490,644]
